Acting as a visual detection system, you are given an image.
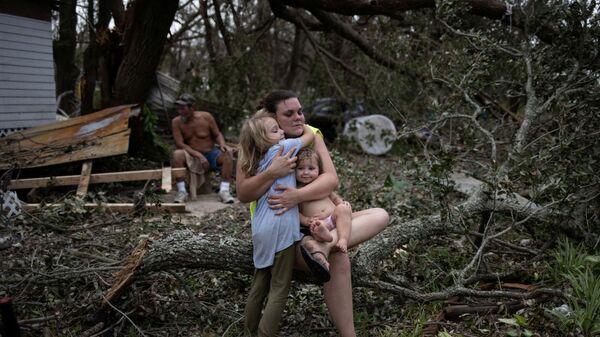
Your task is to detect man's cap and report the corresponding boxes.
[175,93,196,105]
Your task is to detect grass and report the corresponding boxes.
[549,238,600,336]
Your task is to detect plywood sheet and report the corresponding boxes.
[0,104,138,169]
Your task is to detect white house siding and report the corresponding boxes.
[0,12,56,132]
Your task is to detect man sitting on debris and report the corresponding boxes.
[171,93,235,204]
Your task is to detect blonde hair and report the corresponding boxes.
[297,147,322,174]
[239,116,278,176]
[254,108,274,118]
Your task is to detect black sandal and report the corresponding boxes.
[300,245,331,283]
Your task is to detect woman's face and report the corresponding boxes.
[274,97,305,137]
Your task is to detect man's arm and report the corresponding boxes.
[206,113,227,151]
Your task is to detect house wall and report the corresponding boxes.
[0,12,56,132]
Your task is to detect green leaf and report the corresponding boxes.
[498,318,520,326]
[513,314,527,327]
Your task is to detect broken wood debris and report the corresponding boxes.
[9,168,187,190]
[0,105,139,170]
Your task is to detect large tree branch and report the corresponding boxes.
[307,9,399,69]
[281,0,559,43]
[270,1,400,70]
[103,180,552,306]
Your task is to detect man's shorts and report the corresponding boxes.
[203,148,222,171]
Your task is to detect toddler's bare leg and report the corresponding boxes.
[332,204,352,253]
[309,219,333,242]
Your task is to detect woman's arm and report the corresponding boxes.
[330,192,344,206]
[235,146,297,202]
[268,135,339,212]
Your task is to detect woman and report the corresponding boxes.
[236,90,389,337]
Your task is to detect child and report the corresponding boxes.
[296,148,352,253]
[238,116,317,337]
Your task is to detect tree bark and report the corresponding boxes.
[108,185,553,303]
[212,0,234,56]
[200,0,217,65]
[283,26,314,90]
[112,0,179,105]
[53,0,79,115]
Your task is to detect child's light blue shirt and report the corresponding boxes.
[251,138,303,268]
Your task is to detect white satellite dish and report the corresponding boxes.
[343,114,397,155]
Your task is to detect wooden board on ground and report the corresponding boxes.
[0,104,139,169]
[8,168,187,190]
[23,203,186,213]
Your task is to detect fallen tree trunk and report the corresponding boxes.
[105,184,555,303]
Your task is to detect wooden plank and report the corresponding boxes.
[161,166,172,192]
[76,160,93,197]
[1,106,132,148]
[0,105,138,169]
[0,130,130,169]
[2,105,135,138]
[9,168,188,189]
[23,203,186,213]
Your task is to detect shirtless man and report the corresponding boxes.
[171,93,235,203]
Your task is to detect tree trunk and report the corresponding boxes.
[283,26,314,90]
[81,0,113,114]
[212,0,234,56]
[200,0,217,65]
[106,185,555,304]
[53,0,79,116]
[112,0,179,105]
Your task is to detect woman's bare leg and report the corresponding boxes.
[347,208,389,248]
[294,208,389,268]
[324,250,356,337]
[293,207,389,337]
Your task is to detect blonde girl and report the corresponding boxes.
[239,115,317,337]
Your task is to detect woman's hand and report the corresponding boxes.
[268,184,302,215]
[266,147,297,179]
